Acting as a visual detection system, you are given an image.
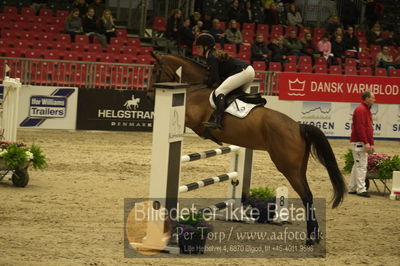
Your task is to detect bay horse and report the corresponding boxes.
[151,54,346,245]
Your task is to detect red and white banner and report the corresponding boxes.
[278,72,400,104]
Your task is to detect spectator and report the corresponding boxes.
[268,35,287,63]
[72,0,88,18]
[365,0,384,30]
[88,0,106,19]
[99,9,116,44]
[376,46,399,74]
[331,34,346,65]
[366,23,394,47]
[82,7,107,48]
[340,0,360,29]
[286,3,303,27]
[349,91,376,198]
[228,0,242,23]
[225,19,243,52]
[343,26,359,51]
[189,11,202,28]
[264,2,281,25]
[64,9,84,42]
[166,9,182,42]
[325,15,342,36]
[300,31,317,57]
[30,0,48,15]
[251,34,269,64]
[209,19,226,47]
[241,1,254,23]
[192,20,204,36]
[331,27,344,42]
[213,0,229,22]
[283,30,305,57]
[201,12,213,32]
[179,18,195,51]
[317,34,333,60]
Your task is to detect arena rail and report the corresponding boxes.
[0,56,278,95]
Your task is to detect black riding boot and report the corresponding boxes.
[203,93,225,130]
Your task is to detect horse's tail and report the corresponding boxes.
[300,124,346,208]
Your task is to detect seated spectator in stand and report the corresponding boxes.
[343,26,359,51]
[99,9,116,44]
[251,34,269,64]
[264,2,281,25]
[189,11,201,28]
[268,35,287,63]
[225,19,243,52]
[283,30,305,57]
[331,34,346,65]
[326,15,342,35]
[82,7,107,48]
[201,12,213,32]
[72,0,88,18]
[317,34,333,60]
[331,27,344,42]
[376,46,399,74]
[300,31,317,57]
[287,3,303,27]
[89,0,106,19]
[31,0,48,15]
[228,0,243,22]
[166,9,182,42]
[179,18,195,52]
[209,19,226,47]
[64,9,84,42]
[366,23,394,47]
[192,20,203,36]
[241,1,254,23]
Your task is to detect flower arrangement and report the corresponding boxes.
[173,212,213,254]
[0,140,47,170]
[343,149,400,179]
[243,186,276,223]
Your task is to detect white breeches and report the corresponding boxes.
[348,142,368,193]
[215,65,255,95]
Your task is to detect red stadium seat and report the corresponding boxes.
[329,65,342,75]
[345,58,357,66]
[57,10,69,17]
[299,64,312,73]
[257,24,269,32]
[287,55,297,63]
[4,6,17,13]
[299,56,312,65]
[314,64,327,74]
[270,25,283,34]
[117,54,137,64]
[153,17,166,33]
[284,63,297,72]
[75,35,89,44]
[237,52,250,62]
[252,61,266,71]
[359,67,372,76]
[116,29,128,39]
[21,7,35,15]
[110,38,126,46]
[315,57,327,65]
[82,53,98,62]
[223,43,236,56]
[359,58,371,67]
[375,68,387,76]
[242,23,255,32]
[39,9,53,16]
[126,38,141,46]
[389,68,400,77]
[345,66,358,75]
[268,62,282,72]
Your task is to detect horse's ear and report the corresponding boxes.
[151,51,161,62]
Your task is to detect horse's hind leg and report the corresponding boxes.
[270,146,320,245]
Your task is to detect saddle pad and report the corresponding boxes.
[209,93,260,118]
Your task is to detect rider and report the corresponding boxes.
[195,33,255,130]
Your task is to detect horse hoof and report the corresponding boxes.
[305,239,314,246]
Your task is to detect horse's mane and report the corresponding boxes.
[161,53,208,71]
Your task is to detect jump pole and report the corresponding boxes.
[1,77,21,141]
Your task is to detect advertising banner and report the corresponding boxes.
[18,85,78,129]
[77,89,154,131]
[265,96,400,140]
[278,72,400,104]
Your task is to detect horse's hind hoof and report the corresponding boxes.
[305,239,314,246]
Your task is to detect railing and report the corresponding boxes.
[0,57,153,90]
[0,56,279,95]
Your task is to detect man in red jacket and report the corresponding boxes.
[349,91,376,197]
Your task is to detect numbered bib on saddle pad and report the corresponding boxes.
[209,92,266,119]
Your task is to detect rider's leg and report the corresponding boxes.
[203,66,255,130]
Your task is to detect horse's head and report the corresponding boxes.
[148,52,210,101]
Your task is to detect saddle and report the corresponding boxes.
[223,87,267,108]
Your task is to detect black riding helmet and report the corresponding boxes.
[195,33,215,48]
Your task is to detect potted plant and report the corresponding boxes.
[173,212,213,254]
[0,140,47,187]
[243,186,276,223]
[343,149,400,188]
